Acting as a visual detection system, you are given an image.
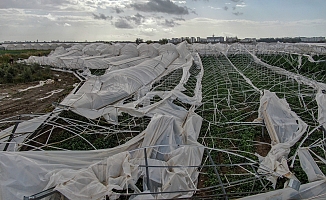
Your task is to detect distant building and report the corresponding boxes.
[168,38,182,44]
[207,35,224,43]
[191,37,196,43]
[197,37,201,43]
[300,37,325,43]
[200,38,207,43]
[226,37,238,43]
[240,38,256,43]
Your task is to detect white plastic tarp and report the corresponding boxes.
[66,44,179,111]
[256,90,307,187]
[298,148,325,182]
[0,112,203,200]
[239,180,326,200]
[316,92,326,127]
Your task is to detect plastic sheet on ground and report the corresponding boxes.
[255,90,307,187]
[239,180,326,200]
[0,113,203,200]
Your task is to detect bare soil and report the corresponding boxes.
[0,71,79,120]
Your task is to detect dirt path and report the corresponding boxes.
[0,71,79,120]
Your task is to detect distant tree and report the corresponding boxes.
[6,66,15,76]
[4,72,13,83]
[136,38,143,45]
[0,68,4,78]
[159,38,168,44]
[146,40,153,44]
[22,68,32,82]
[185,38,191,44]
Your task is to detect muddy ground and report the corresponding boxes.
[0,71,79,120]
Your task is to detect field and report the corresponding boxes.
[0,50,78,121]
[1,43,326,199]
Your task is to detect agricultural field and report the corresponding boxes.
[195,48,326,198]
[0,43,326,199]
[0,50,78,120]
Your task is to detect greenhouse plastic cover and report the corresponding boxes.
[316,92,326,127]
[4,42,326,199]
[0,113,203,200]
[0,42,206,199]
[239,180,326,200]
[255,90,307,187]
[22,43,148,69]
[61,43,187,119]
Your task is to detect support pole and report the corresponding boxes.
[205,148,228,200]
[3,116,20,151]
[144,148,151,191]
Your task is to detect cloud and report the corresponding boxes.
[92,13,113,20]
[209,6,221,10]
[139,27,158,36]
[64,22,71,26]
[223,6,228,11]
[161,19,179,27]
[124,13,145,25]
[112,6,124,14]
[115,19,133,29]
[236,4,246,8]
[45,13,56,21]
[190,10,197,15]
[233,11,243,16]
[230,0,241,2]
[0,0,70,9]
[130,0,189,15]
[0,0,99,12]
[173,17,185,21]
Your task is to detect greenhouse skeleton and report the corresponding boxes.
[0,41,326,199]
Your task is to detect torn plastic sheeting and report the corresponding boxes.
[133,146,204,199]
[101,45,138,64]
[316,92,326,127]
[0,132,145,200]
[69,47,179,110]
[70,51,200,121]
[45,151,139,200]
[82,43,101,56]
[69,55,112,70]
[97,57,200,120]
[107,56,153,72]
[250,49,326,92]
[176,41,190,60]
[0,113,51,138]
[109,56,149,67]
[0,113,203,200]
[72,92,127,110]
[256,90,307,188]
[258,90,307,145]
[120,98,189,122]
[298,148,325,182]
[0,113,55,151]
[137,43,159,58]
[95,44,112,55]
[71,90,193,121]
[49,46,67,56]
[66,44,85,51]
[239,180,326,200]
[120,44,138,56]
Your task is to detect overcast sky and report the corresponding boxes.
[1,0,326,42]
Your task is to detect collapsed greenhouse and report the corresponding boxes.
[0,41,326,199]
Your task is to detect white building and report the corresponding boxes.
[300,37,325,43]
[207,36,224,43]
